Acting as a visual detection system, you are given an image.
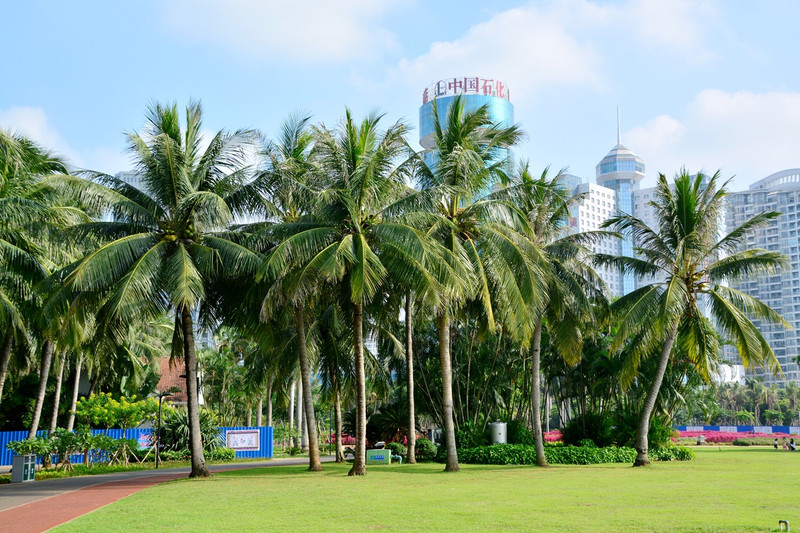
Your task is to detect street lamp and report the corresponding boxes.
[155,391,175,469]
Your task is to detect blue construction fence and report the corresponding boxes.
[675,425,800,434]
[0,426,273,466]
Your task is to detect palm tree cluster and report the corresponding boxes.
[0,98,788,476]
[676,380,800,426]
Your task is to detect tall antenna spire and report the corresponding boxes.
[616,105,621,145]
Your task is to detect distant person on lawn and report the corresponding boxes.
[783,437,788,451]
[774,438,779,450]
[790,439,797,452]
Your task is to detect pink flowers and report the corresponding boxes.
[544,430,562,443]
[677,430,798,443]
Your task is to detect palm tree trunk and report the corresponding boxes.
[66,354,83,432]
[301,404,308,451]
[256,395,263,427]
[348,302,367,476]
[634,322,680,467]
[49,354,67,434]
[289,380,296,434]
[295,303,321,471]
[405,293,417,464]
[530,320,547,466]
[28,341,54,439]
[246,406,252,427]
[87,371,99,397]
[544,390,551,433]
[334,390,344,463]
[295,379,303,448]
[0,331,13,402]
[181,306,209,478]
[266,379,273,427]
[438,310,459,472]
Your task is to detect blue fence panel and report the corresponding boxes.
[1,426,273,465]
[219,426,273,459]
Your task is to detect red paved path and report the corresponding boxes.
[2,472,184,532]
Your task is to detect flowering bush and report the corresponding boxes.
[74,393,160,430]
[544,430,562,443]
[676,430,799,443]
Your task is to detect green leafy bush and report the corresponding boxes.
[160,450,190,461]
[386,442,406,457]
[506,420,534,445]
[561,412,614,447]
[158,408,222,452]
[732,437,776,446]
[456,421,489,448]
[611,408,676,449]
[455,443,694,465]
[649,445,695,461]
[208,447,236,461]
[415,437,438,462]
[7,437,51,457]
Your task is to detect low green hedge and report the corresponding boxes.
[454,443,693,465]
[732,437,778,447]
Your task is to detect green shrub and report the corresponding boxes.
[561,412,614,447]
[160,450,190,461]
[287,446,301,456]
[456,421,488,448]
[455,443,695,466]
[611,408,675,449]
[7,437,51,457]
[545,444,635,465]
[208,447,236,461]
[158,408,222,452]
[506,420,534,445]
[732,437,776,446]
[386,442,406,457]
[649,444,695,461]
[415,437,438,462]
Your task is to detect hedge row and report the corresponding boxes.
[455,444,693,465]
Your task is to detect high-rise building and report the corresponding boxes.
[419,76,514,179]
[595,114,646,295]
[566,180,623,296]
[563,113,646,298]
[726,169,800,386]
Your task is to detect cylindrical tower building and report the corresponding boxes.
[419,77,514,150]
[595,117,645,295]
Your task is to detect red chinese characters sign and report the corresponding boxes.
[422,77,510,104]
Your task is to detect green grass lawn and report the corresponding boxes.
[55,447,800,533]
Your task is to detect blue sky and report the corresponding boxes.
[1,0,798,191]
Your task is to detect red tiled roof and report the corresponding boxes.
[155,357,188,403]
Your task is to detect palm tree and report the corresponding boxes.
[414,96,538,471]
[600,171,787,466]
[65,101,259,477]
[241,113,324,470]
[507,165,606,466]
[0,131,70,403]
[261,110,441,475]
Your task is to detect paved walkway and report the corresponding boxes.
[0,456,332,532]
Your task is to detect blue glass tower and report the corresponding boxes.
[419,77,514,179]
[595,115,645,295]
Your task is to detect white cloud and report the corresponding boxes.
[626,0,718,63]
[387,4,602,106]
[626,90,800,188]
[383,0,719,108]
[0,106,77,163]
[0,106,131,174]
[162,0,404,63]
